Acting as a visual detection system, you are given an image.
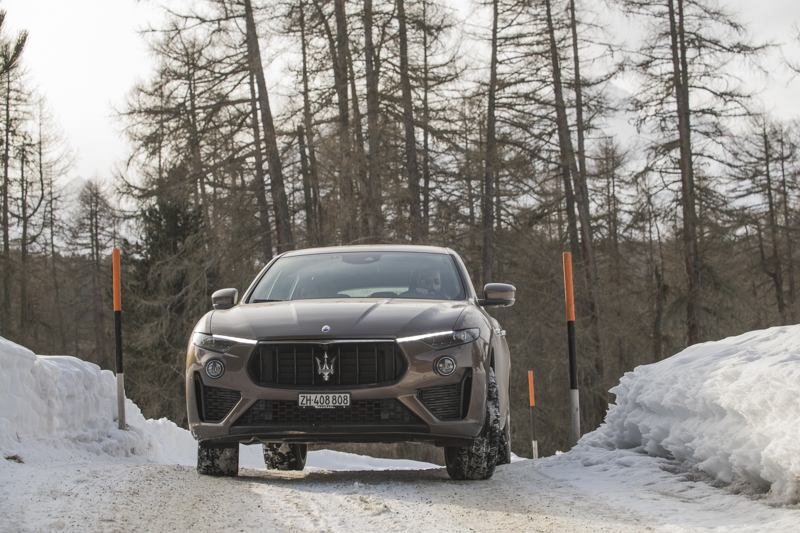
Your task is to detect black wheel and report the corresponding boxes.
[497,411,512,466]
[197,443,239,477]
[263,443,308,471]
[444,368,500,480]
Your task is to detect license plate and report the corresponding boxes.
[298,393,351,409]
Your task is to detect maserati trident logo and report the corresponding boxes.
[316,350,336,382]
[321,325,331,333]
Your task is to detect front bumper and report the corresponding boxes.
[185,336,489,447]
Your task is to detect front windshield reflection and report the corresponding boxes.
[248,252,466,302]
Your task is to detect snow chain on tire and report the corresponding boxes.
[497,411,512,466]
[197,444,239,477]
[444,367,501,480]
[263,443,308,471]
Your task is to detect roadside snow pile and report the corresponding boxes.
[581,325,800,503]
[0,336,195,464]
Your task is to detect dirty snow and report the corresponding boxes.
[1,327,800,531]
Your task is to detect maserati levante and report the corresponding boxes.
[186,245,515,480]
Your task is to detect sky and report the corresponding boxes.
[2,0,800,186]
[2,0,161,184]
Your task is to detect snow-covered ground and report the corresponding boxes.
[1,327,799,531]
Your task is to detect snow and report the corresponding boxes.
[579,326,800,503]
[2,327,800,531]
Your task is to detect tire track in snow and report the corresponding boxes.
[3,460,656,532]
[238,463,654,532]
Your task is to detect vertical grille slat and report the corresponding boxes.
[374,345,379,383]
[248,341,406,388]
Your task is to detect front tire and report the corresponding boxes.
[197,444,239,477]
[263,443,308,471]
[444,368,500,480]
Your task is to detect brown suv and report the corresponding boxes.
[186,245,515,480]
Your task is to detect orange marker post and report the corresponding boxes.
[563,253,580,445]
[113,248,126,431]
[528,371,538,459]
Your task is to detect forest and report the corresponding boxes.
[1,0,798,458]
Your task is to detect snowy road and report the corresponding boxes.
[3,460,653,533]
[3,329,800,531]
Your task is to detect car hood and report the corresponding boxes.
[209,299,468,340]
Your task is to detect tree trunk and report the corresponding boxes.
[18,139,44,343]
[761,125,786,324]
[90,189,108,367]
[248,70,274,262]
[778,132,796,322]
[47,179,65,353]
[2,72,11,335]
[397,0,422,241]
[186,70,209,225]
[363,0,383,238]
[483,0,499,284]
[668,0,700,344]
[300,0,321,245]
[333,0,357,243]
[244,0,293,251]
[545,0,603,377]
[421,0,431,235]
[19,148,27,339]
[346,33,369,237]
[333,0,350,132]
[298,125,315,244]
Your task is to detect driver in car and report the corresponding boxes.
[402,268,444,298]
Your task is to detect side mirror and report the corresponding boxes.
[211,288,238,310]
[479,283,516,308]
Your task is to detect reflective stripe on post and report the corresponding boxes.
[113,248,126,431]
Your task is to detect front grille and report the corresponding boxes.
[418,371,472,420]
[195,373,241,422]
[232,399,421,426]
[247,342,406,388]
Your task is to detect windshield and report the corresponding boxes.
[247,252,466,302]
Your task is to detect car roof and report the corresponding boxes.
[279,245,454,257]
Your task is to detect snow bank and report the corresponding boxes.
[0,336,195,464]
[583,325,800,503]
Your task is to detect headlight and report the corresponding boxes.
[192,332,256,353]
[397,328,481,350]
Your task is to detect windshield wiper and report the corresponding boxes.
[250,299,286,303]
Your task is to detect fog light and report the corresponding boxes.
[205,359,224,379]
[434,356,456,376]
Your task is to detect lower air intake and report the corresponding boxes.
[418,370,472,420]
[195,373,240,423]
